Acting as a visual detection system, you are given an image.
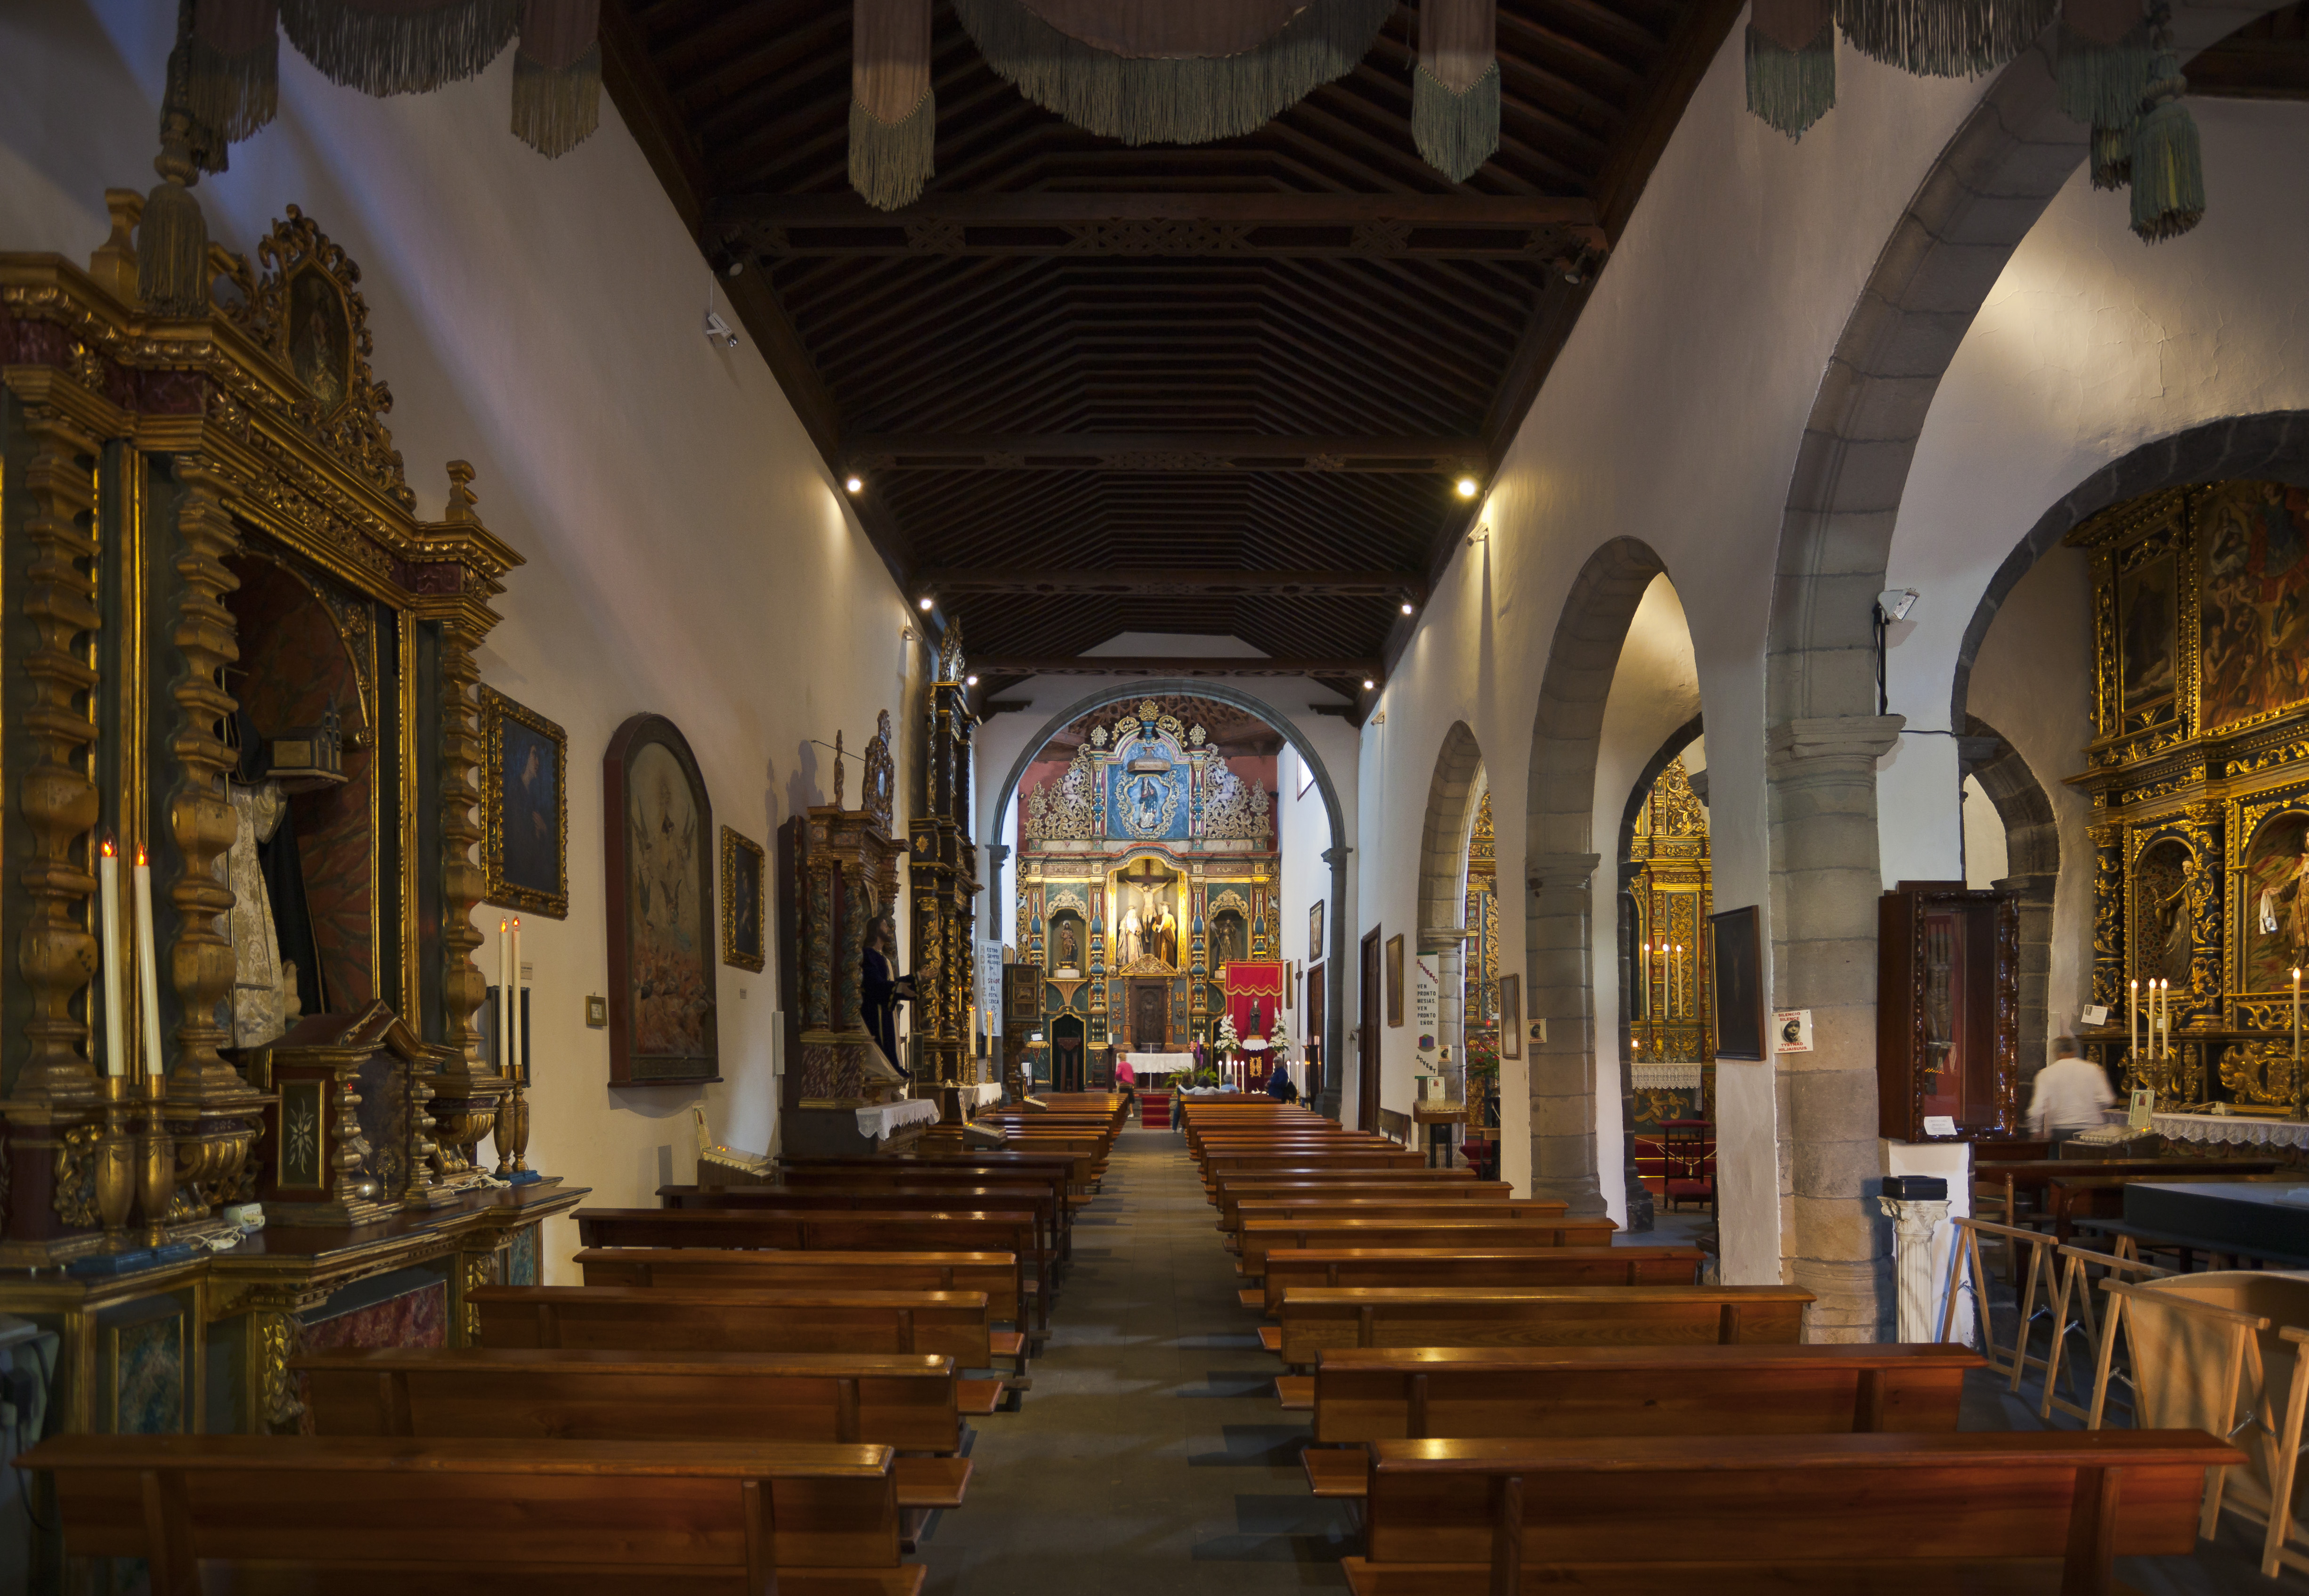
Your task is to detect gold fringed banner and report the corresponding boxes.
[1833,0,2056,78]
[1747,0,1836,138]
[1414,0,1499,182]
[511,0,600,157]
[186,0,280,149]
[851,0,934,211]
[1014,0,1311,57]
[140,38,215,317]
[280,0,520,97]
[2057,0,2148,129]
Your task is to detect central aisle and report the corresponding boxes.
[917,1127,1352,1593]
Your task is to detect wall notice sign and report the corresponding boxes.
[2082,1004,2110,1027]
[1923,1115,1958,1138]
[1773,1010,1813,1053]
[1413,955,1441,1066]
[2129,1087,2155,1131]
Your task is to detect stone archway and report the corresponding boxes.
[1415,723,1488,1130]
[1525,537,1670,1217]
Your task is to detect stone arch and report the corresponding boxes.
[1961,713,2059,1083]
[1415,723,1488,1118]
[1524,537,1671,1216]
[985,678,1351,1109]
[1610,712,1704,1233]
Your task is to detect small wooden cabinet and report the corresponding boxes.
[1878,883,2020,1141]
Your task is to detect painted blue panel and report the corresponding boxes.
[1105,740,1190,841]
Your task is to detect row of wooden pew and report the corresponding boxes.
[27,1095,1132,1592]
[1182,1098,2244,1595]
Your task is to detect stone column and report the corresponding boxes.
[1525,851,1606,1216]
[1615,863,1656,1233]
[984,843,1012,942]
[1995,872,2057,1087]
[1767,713,1903,1341]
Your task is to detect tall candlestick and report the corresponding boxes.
[2129,978,2139,1061]
[2159,979,2172,1059]
[134,846,163,1082]
[2293,968,2301,1066]
[499,918,512,1070]
[98,839,125,1076]
[511,917,524,1082]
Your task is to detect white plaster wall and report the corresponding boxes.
[1962,776,2009,889]
[1276,745,1335,1066]
[2,3,921,1282]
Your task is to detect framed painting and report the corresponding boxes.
[480,686,568,919]
[1499,973,1522,1060]
[1385,932,1405,1027]
[1309,900,1325,963]
[2200,482,2309,733]
[721,826,767,973]
[1709,904,1766,1061]
[604,714,719,1084]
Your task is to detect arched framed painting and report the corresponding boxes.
[603,713,719,1083]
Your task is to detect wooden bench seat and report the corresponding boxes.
[574,1205,1050,1332]
[22,1433,922,1596]
[1339,1430,2244,1596]
[659,1182,1070,1273]
[1215,1178,1507,1228]
[1205,1152,1426,1179]
[1271,1285,1813,1366]
[777,1164,1076,1256]
[786,1150,1098,1195]
[295,1346,976,1543]
[1259,1246,1705,1315]
[1234,1198,1569,1233]
[1239,1217,1619,1277]
[1297,1343,1980,1497]
[573,1246,1024,1328]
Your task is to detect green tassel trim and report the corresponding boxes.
[280,0,519,97]
[137,177,211,318]
[1833,0,2056,78]
[511,39,601,157]
[952,0,1395,147]
[850,90,936,212]
[1745,19,1837,138]
[1413,62,1500,181]
[2090,122,2131,188]
[2129,62,2203,242]
[2056,21,2151,126]
[183,26,280,146]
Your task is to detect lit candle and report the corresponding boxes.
[511,916,523,1081]
[98,838,125,1076]
[134,846,163,1081]
[2293,968,2301,1066]
[499,917,512,1070]
[2130,978,2139,1060]
[2159,979,2172,1059]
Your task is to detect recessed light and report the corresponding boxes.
[918,596,934,612]
[845,475,863,494]
[966,674,979,686]
[1400,601,1414,615]
[1455,477,1480,499]
[1361,678,1376,691]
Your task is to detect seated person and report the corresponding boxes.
[1266,1065,1298,1104]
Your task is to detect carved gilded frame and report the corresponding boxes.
[479,685,569,919]
[2227,781,2309,1022]
[720,825,767,973]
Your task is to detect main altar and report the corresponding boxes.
[0,179,581,1534]
[2069,480,2309,1150]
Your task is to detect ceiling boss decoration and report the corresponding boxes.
[847,0,1502,211]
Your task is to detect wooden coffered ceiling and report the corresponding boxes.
[602,0,1743,706]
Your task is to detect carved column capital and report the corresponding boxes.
[1526,851,1602,896]
[1766,713,1905,769]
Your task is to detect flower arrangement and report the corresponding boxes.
[1214,1014,1242,1055]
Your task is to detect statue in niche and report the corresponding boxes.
[1119,905,1143,965]
[2150,853,2198,984]
[862,915,916,1076]
[1157,904,1179,968]
[216,704,327,1047]
[1056,921,1079,970]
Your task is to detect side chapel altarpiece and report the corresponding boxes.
[0,188,581,1481]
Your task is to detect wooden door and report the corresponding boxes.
[1130,981,1169,1050]
[1359,931,1382,1131]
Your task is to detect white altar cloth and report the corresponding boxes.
[1125,1052,1197,1076]
[968,1081,1003,1107]
[856,1099,942,1141]
[2121,1109,2309,1150]
[1632,1062,1703,1090]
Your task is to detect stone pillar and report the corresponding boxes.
[1615,863,1656,1233]
[1995,871,2057,1087]
[1319,843,1350,1121]
[985,843,1012,942]
[1525,851,1606,1216]
[1767,713,1902,1342]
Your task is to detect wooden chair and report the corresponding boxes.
[297,1346,974,1546]
[2036,1243,2171,1424]
[1338,1430,2244,1596]
[1298,1343,1978,1498]
[22,1433,921,1596]
[1266,1284,1813,1367]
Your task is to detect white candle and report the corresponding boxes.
[2129,978,2139,1059]
[2293,968,2301,1066]
[98,838,124,1076]
[510,916,523,1080]
[498,918,512,1070]
[134,846,163,1080]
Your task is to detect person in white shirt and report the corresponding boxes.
[2024,1036,2116,1143]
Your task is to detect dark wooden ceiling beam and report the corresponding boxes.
[850,433,1483,475]
[970,656,1382,680]
[919,569,1427,600]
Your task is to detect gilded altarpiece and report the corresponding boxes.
[0,190,580,1530]
[2069,483,2309,1113]
[1018,700,1278,1067]
[1627,759,1715,1132]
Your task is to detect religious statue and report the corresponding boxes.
[1119,906,1142,963]
[1057,921,1078,969]
[862,914,916,1075]
[2153,858,2198,983]
[215,705,326,1046]
[2259,844,2309,966]
[1157,904,1179,968]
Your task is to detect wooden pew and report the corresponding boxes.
[777,1164,1076,1253]
[24,1433,921,1596]
[784,1152,1088,1213]
[1258,1246,1705,1318]
[1239,1216,1618,1278]
[1339,1430,2244,1596]
[1268,1284,1814,1367]
[1215,1177,1505,1229]
[297,1346,974,1543]
[658,1182,1069,1276]
[1297,1343,1979,1497]
[1231,1199,1568,1239]
[469,1285,1027,1392]
[574,1246,1022,1335]
[1207,1151,1425,1181]
[575,1205,1050,1334]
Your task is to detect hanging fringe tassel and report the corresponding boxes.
[510,0,600,156]
[1746,19,1837,137]
[952,0,1396,147]
[140,26,214,314]
[1414,64,1499,180]
[185,0,281,148]
[1832,0,2057,78]
[2129,54,2203,241]
[2056,22,2151,126]
[850,92,936,211]
[280,0,519,97]
[2090,122,2131,187]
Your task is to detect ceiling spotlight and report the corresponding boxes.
[1361,678,1376,692]
[703,309,737,349]
[1877,588,1920,623]
[1455,477,1480,499]
[918,595,934,612]
[1400,601,1415,616]
[844,474,863,494]
[966,674,979,686]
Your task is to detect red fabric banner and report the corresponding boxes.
[1223,960,1285,1042]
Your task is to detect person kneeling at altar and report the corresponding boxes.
[2025,1035,2114,1145]
[862,916,915,1078]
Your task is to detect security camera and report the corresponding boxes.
[703,310,737,349]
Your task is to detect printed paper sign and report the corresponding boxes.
[1922,1115,1957,1138]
